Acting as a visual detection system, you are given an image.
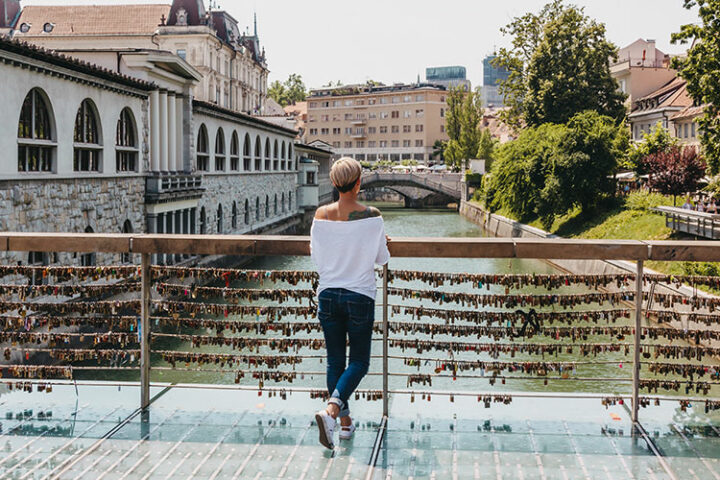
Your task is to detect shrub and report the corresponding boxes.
[625,191,674,212]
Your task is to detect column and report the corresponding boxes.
[175,95,184,172]
[150,90,160,172]
[175,210,182,263]
[147,213,158,264]
[159,90,168,172]
[168,92,177,174]
[165,211,174,265]
[156,213,165,265]
[182,209,190,260]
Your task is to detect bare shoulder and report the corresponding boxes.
[314,205,328,220]
[348,206,382,221]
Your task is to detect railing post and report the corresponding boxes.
[632,260,643,424]
[140,253,151,409]
[382,264,389,418]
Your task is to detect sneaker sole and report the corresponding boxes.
[315,413,334,450]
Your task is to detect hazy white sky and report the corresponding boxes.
[22,0,699,90]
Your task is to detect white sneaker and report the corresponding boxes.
[315,410,336,449]
[339,422,356,440]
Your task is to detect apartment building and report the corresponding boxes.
[306,84,449,163]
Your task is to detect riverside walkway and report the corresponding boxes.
[2,234,720,479]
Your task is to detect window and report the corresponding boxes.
[274,194,278,215]
[356,141,365,148]
[197,125,209,171]
[244,199,250,224]
[333,128,341,135]
[230,132,240,171]
[332,141,341,148]
[116,108,138,172]
[273,139,279,170]
[231,202,238,229]
[415,95,424,102]
[215,129,226,171]
[403,140,411,147]
[255,197,260,220]
[391,140,399,147]
[309,102,318,108]
[265,195,270,217]
[692,123,697,138]
[321,115,329,122]
[368,127,377,134]
[415,140,424,147]
[684,123,689,139]
[73,99,102,172]
[265,138,271,171]
[441,125,446,133]
[288,191,293,210]
[217,204,223,233]
[368,98,376,105]
[308,115,316,123]
[403,95,411,102]
[391,126,399,133]
[309,128,318,135]
[380,98,388,104]
[344,100,353,106]
[440,108,445,118]
[403,125,411,133]
[391,111,399,119]
[177,49,186,60]
[404,111,412,118]
[392,97,400,104]
[332,114,341,122]
[380,126,388,134]
[17,88,55,173]
[242,134,251,171]
[200,207,207,234]
[321,128,329,135]
[415,125,424,132]
[345,127,353,135]
[281,193,286,212]
[380,112,389,119]
[345,113,353,120]
[121,220,133,264]
[369,113,377,119]
[306,171,316,184]
[81,226,96,267]
[344,141,353,148]
[379,141,388,148]
[368,141,377,148]
[416,109,425,118]
[333,100,341,107]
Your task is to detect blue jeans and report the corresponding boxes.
[318,288,375,418]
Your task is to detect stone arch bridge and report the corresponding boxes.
[360,172,463,207]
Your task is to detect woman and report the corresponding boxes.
[310,157,390,449]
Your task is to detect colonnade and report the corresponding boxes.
[150,90,186,173]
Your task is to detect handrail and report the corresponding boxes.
[4,233,720,261]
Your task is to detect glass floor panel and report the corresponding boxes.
[3,383,720,479]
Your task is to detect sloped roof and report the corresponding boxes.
[632,77,690,114]
[15,4,170,36]
[0,36,155,91]
[671,104,706,121]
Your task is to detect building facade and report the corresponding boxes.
[610,39,676,109]
[426,66,471,90]
[0,36,302,267]
[306,84,449,163]
[481,55,509,107]
[8,0,268,114]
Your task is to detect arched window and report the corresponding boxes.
[265,195,269,218]
[281,142,287,170]
[232,201,238,229]
[214,128,226,171]
[73,99,102,172]
[116,108,138,172]
[288,191,293,210]
[200,207,207,234]
[274,194,278,215]
[217,204,223,233]
[244,199,250,225]
[255,135,262,171]
[230,131,240,171]
[281,193,285,213]
[265,138,271,171]
[121,220,133,263]
[81,226,96,266]
[243,133,251,171]
[18,88,55,172]
[197,125,209,171]
[273,139,279,170]
[255,197,260,221]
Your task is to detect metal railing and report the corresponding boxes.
[654,206,720,240]
[3,234,720,431]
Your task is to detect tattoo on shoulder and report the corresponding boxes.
[348,207,382,221]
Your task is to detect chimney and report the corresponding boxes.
[1,0,21,29]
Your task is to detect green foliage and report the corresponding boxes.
[465,171,483,187]
[431,140,447,161]
[625,191,675,212]
[477,129,497,161]
[683,262,720,277]
[625,123,678,174]
[494,0,626,128]
[268,74,307,107]
[485,111,626,229]
[673,0,720,174]
[444,87,484,170]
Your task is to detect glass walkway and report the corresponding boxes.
[2,383,720,479]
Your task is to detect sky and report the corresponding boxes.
[22,0,700,90]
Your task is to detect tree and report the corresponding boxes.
[485,111,627,229]
[477,129,498,169]
[625,122,678,174]
[672,0,720,174]
[643,147,706,206]
[431,140,447,161]
[443,87,484,170]
[268,74,308,107]
[494,0,626,128]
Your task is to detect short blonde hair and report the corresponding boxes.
[330,157,362,193]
